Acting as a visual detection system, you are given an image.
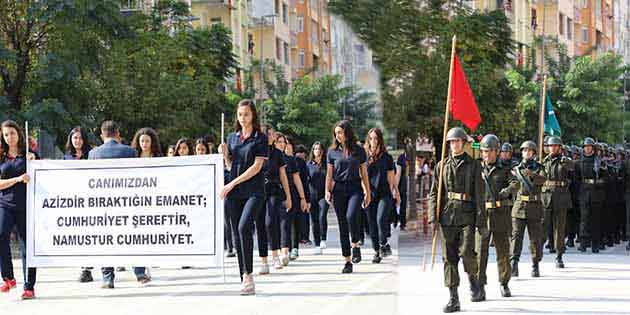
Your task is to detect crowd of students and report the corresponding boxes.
[0,99,408,299]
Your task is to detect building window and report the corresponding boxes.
[276,37,282,61]
[275,0,280,14]
[310,0,318,10]
[297,15,304,32]
[567,18,573,40]
[531,8,537,30]
[210,17,222,24]
[299,49,305,67]
[284,42,290,65]
[559,13,564,36]
[582,27,589,43]
[283,3,288,24]
[355,44,366,67]
[311,19,319,45]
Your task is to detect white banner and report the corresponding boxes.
[26,155,224,268]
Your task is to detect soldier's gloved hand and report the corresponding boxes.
[498,188,510,199]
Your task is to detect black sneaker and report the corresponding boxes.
[116,267,126,272]
[226,249,236,258]
[382,244,393,257]
[79,270,93,283]
[566,238,575,248]
[372,253,382,264]
[352,247,362,263]
[342,262,353,274]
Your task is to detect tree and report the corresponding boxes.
[329,0,517,154]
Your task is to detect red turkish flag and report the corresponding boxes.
[449,54,481,131]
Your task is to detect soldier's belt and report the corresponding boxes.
[583,179,605,185]
[447,192,471,201]
[485,199,513,209]
[544,180,567,187]
[519,195,539,202]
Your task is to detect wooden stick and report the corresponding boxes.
[428,35,457,271]
[538,75,547,162]
[221,113,225,144]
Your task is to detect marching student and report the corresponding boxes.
[0,120,37,299]
[174,137,192,156]
[218,99,268,295]
[194,138,209,155]
[132,127,162,158]
[308,142,329,254]
[325,120,371,273]
[294,145,312,246]
[258,125,292,272]
[364,128,399,263]
[167,145,176,157]
[282,139,310,261]
[64,127,96,283]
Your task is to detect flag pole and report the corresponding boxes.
[221,113,225,144]
[427,35,457,271]
[538,75,547,162]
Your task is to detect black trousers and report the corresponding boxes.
[226,195,263,278]
[0,207,36,290]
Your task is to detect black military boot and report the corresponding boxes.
[531,262,540,278]
[510,259,519,277]
[566,237,575,248]
[555,255,565,269]
[500,283,511,297]
[578,240,587,252]
[626,241,630,251]
[443,287,460,313]
[469,277,483,302]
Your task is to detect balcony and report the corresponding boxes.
[191,0,233,6]
[119,0,145,13]
[290,31,298,48]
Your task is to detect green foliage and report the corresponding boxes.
[0,0,237,150]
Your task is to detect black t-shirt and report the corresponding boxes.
[368,152,395,199]
[295,156,310,201]
[327,144,367,183]
[227,130,269,198]
[264,146,286,197]
[0,155,27,210]
[284,154,298,190]
[308,161,326,200]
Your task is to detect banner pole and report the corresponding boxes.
[539,75,547,162]
[427,35,456,271]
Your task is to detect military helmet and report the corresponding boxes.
[520,140,537,152]
[544,136,551,146]
[500,143,513,152]
[446,127,468,141]
[583,137,596,146]
[562,145,570,152]
[547,136,563,146]
[480,134,500,151]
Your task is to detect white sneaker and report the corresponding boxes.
[240,273,255,295]
[282,255,290,266]
[272,257,283,270]
[314,247,323,255]
[258,263,270,275]
[320,241,327,249]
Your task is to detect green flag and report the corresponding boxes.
[544,94,561,136]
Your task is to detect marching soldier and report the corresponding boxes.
[612,147,626,245]
[566,145,580,248]
[499,143,518,169]
[541,136,574,269]
[624,149,630,251]
[429,127,485,313]
[475,134,516,300]
[574,138,606,253]
[509,141,547,278]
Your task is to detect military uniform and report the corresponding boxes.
[509,141,547,278]
[541,137,574,268]
[574,138,607,253]
[475,135,516,299]
[624,153,630,250]
[428,127,485,313]
[566,149,580,248]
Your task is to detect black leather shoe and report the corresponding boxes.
[511,260,519,277]
[531,263,540,278]
[372,253,382,264]
[500,284,511,297]
[578,244,587,252]
[351,247,362,264]
[342,262,353,274]
[382,244,392,257]
[556,258,565,268]
[79,270,93,283]
[443,288,460,313]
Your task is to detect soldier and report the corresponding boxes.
[566,145,580,248]
[541,136,574,269]
[475,134,516,300]
[601,143,615,250]
[499,143,518,169]
[429,127,485,313]
[574,137,606,253]
[509,141,547,278]
[612,147,626,245]
[542,136,556,254]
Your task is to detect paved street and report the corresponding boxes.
[2,213,630,315]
